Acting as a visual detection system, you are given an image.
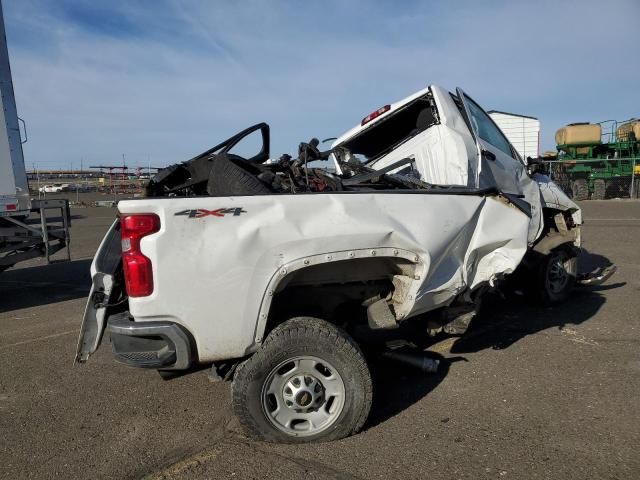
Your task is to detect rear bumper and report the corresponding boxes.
[107,312,193,370]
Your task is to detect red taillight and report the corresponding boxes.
[361,104,390,126]
[120,214,160,297]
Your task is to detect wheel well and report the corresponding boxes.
[263,256,416,337]
[532,208,580,256]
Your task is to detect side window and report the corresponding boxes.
[464,96,513,156]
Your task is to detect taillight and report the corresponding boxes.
[120,214,160,297]
[361,104,390,126]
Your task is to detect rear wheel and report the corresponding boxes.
[592,179,605,200]
[231,317,372,443]
[571,179,589,201]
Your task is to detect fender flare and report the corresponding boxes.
[531,230,579,256]
[252,247,425,343]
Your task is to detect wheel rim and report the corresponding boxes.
[546,250,574,294]
[261,356,346,437]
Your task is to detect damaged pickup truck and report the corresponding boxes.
[76,85,615,443]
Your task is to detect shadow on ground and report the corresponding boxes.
[452,249,623,353]
[0,258,92,313]
[365,250,623,429]
[366,351,450,429]
[579,248,614,274]
[451,286,618,354]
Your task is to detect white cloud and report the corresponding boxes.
[4,0,640,168]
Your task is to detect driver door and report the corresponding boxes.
[456,88,543,243]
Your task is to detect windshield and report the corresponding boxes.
[339,96,436,163]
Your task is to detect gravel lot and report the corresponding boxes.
[1,201,639,479]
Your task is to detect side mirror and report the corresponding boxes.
[481,149,496,161]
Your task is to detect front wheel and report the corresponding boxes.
[535,247,577,304]
[231,317,372,443]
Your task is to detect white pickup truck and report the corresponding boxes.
[76,85,613,443]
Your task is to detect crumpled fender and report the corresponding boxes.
[534,173,583,225]
[532,230,580,255]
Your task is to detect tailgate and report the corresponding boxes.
[75,219,122,363]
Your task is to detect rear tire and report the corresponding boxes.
[231,317,372,443]
[592,179,605,200]
[571,179,589,201]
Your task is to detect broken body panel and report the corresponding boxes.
[85,190,528,362]
[76,84,584,367]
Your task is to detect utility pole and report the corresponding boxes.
[80,157,84,196]
[75,158,80,203]
[33,162,40,199]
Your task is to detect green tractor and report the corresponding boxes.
[552,119,640,200]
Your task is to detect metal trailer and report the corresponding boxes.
[488,110,540,160]
[0,0,70,271]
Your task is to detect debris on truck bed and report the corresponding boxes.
[145,122,432,197]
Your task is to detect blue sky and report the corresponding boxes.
[4,0,640,169]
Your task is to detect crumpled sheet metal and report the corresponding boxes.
[119,192,530,361]
[534,173,582,225]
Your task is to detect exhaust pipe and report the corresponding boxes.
[382,350,440,373]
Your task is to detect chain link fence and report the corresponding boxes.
[543,157,639,200]
[27,174,147,207]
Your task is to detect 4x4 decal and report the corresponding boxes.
[175,208,247,218]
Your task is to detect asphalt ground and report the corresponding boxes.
[1,201,639,479]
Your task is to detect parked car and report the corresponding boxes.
[76,85,615,443]
[39,183,69,193]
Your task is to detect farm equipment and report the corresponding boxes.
[553,119,640,200]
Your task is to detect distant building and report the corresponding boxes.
[488,110,540,160]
